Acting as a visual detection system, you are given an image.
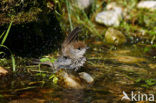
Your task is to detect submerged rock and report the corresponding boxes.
[105,28,126,45]
[59,71,84,89]
[79,72,94,84]
[137,1,156,11]
[95,2,123,27]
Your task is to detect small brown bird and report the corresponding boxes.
[54,27,88,71]
[33,27,88,71]
[62,27,87,59]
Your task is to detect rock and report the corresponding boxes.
[95,2,123,27]
[137,1,156,11]
[0,66,8,75]
[59,71,84,89]
[105,28,126,45]
[74,0,94,10]
[79,72,94,84]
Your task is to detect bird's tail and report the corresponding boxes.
[32,59,55,69]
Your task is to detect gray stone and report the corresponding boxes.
[95,2,123,27]
[137,1,156,11]
[79,72,94,84]
[74,0,94,10]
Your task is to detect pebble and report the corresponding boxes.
[79,72,94,84]
[95,2,123,27]
[75,0,94,10]
[137,1,156,11]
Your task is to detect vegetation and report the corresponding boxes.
[0,21,16,71]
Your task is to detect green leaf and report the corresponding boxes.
[135,78,142,83]
[141,84,149,88]
[42,73,46,77]
[35,73,41,76]
[11,54,16,72]
[0,31,5,39]
[0,52,5,55]
[145,79,156,86]
[49,74,55,79]
[50,58,56,63]
[53,77,58,84]
[1,21,12,45]
[40,57,50,62]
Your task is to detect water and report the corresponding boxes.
[0,43,156,103]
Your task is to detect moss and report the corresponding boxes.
[0,8,42,25]
[0,0,51,26]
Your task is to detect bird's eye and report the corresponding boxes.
[64,56,68,59]
[78,47,81,50]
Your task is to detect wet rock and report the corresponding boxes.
[59,71,84,89]
[110,56,146,64]
[105,28,126,45]
[74,0,94,10]
[137,1,156,11]
[0,66,8,76]
[79,72,94,84]
[95,2,123,27]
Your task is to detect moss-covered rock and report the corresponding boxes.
[105,28,127,45]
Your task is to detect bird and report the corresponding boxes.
[33,27,88,71]
[54,27,88,71]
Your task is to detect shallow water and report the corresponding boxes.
[0,43,156,103]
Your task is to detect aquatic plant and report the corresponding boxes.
[39,57,58,84]
[136,78,156,88]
